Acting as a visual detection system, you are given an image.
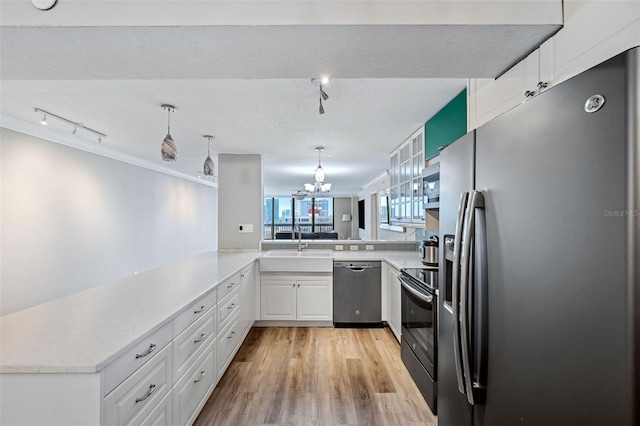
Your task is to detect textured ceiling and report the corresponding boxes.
[0,20,560,195]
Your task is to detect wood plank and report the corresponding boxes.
[193,327,435,426]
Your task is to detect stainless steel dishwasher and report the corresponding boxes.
[333,261,382,327]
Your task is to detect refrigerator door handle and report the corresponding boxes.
[452,191,469,394]
[460,190,485,406]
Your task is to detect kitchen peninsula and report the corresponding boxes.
[0,247,422,426]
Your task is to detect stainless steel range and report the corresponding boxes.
[398,267,438,414]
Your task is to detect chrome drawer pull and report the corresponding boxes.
[135,384,156,403]
[194,305,206,314]
[135,343,156,359]
[227,282,236,289]
[227,303,236,310]
[227,331,236,339]
[194,333,206,344]
[194,371,206,383]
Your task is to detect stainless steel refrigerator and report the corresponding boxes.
[438,47,639,426]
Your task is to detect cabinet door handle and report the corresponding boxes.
[227,331,236,339]
[437,145,446,151]
[135,343,156,359]
[194,333,206,344]
[227,303,236,310]
[524,90,536,98]
[135,384,156,403]
[227,282,236,289]
[297,284,300,288]
[194,371,206,384]
[194,305,206,314]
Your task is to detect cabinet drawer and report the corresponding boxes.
[172,289,217,337]
[217,288,240,332]
[217,271,241,302]
[102,322,172,396]
[103,344,172,426]
[217,314,240,378]
[131,390,173,426]
[173,308,215,384]
[173,340,216,426]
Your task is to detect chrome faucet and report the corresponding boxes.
[294,224,305,251]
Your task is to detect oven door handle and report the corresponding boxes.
[397,276,433,303]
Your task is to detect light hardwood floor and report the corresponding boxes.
[194,327,437,426]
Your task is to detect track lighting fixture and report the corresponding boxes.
[34,108,106,143]
[160,104,177,162]
[311,77,330,115]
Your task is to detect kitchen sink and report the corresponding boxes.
[262,250,332,257]
[260,250,333,272]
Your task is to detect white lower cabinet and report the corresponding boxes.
[2,261,258,426]
[260,279,296,320]
[260,274,332,321]
[103,344,173,426]
[239,263,257,337]
[136,390,173,426]
[217,313,241,378]
[384,263,402,342]
[172,339,216,426]
[296,280,333,321]
[172,309,215,385]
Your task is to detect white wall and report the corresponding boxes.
[0,129,218,315]
[218,154,262,250]
[333,196,357,239]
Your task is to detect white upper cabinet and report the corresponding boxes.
[389,128,424,225]
[468,0,640,129]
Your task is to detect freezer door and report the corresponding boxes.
[438,131,475,426]
[475,51,633,425]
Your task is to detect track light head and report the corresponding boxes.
[72,126,77,135]
[319,102,325,115]
[40,114,47,125]
[320,87,329,101]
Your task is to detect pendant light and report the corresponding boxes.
[203,135,215,177]
[295,147,332,198]
[160,104,177,161]
[314,146,325,183]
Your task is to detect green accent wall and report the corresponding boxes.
[425,89,467,160]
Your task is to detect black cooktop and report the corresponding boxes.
[401,267,438,292]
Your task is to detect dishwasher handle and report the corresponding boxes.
[345,265,373,272]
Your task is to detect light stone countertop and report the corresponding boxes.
[0,249,424,374]
[0,251,258,374]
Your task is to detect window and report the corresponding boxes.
[263,197,334,239]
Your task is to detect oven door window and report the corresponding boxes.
[401,279,436,371]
